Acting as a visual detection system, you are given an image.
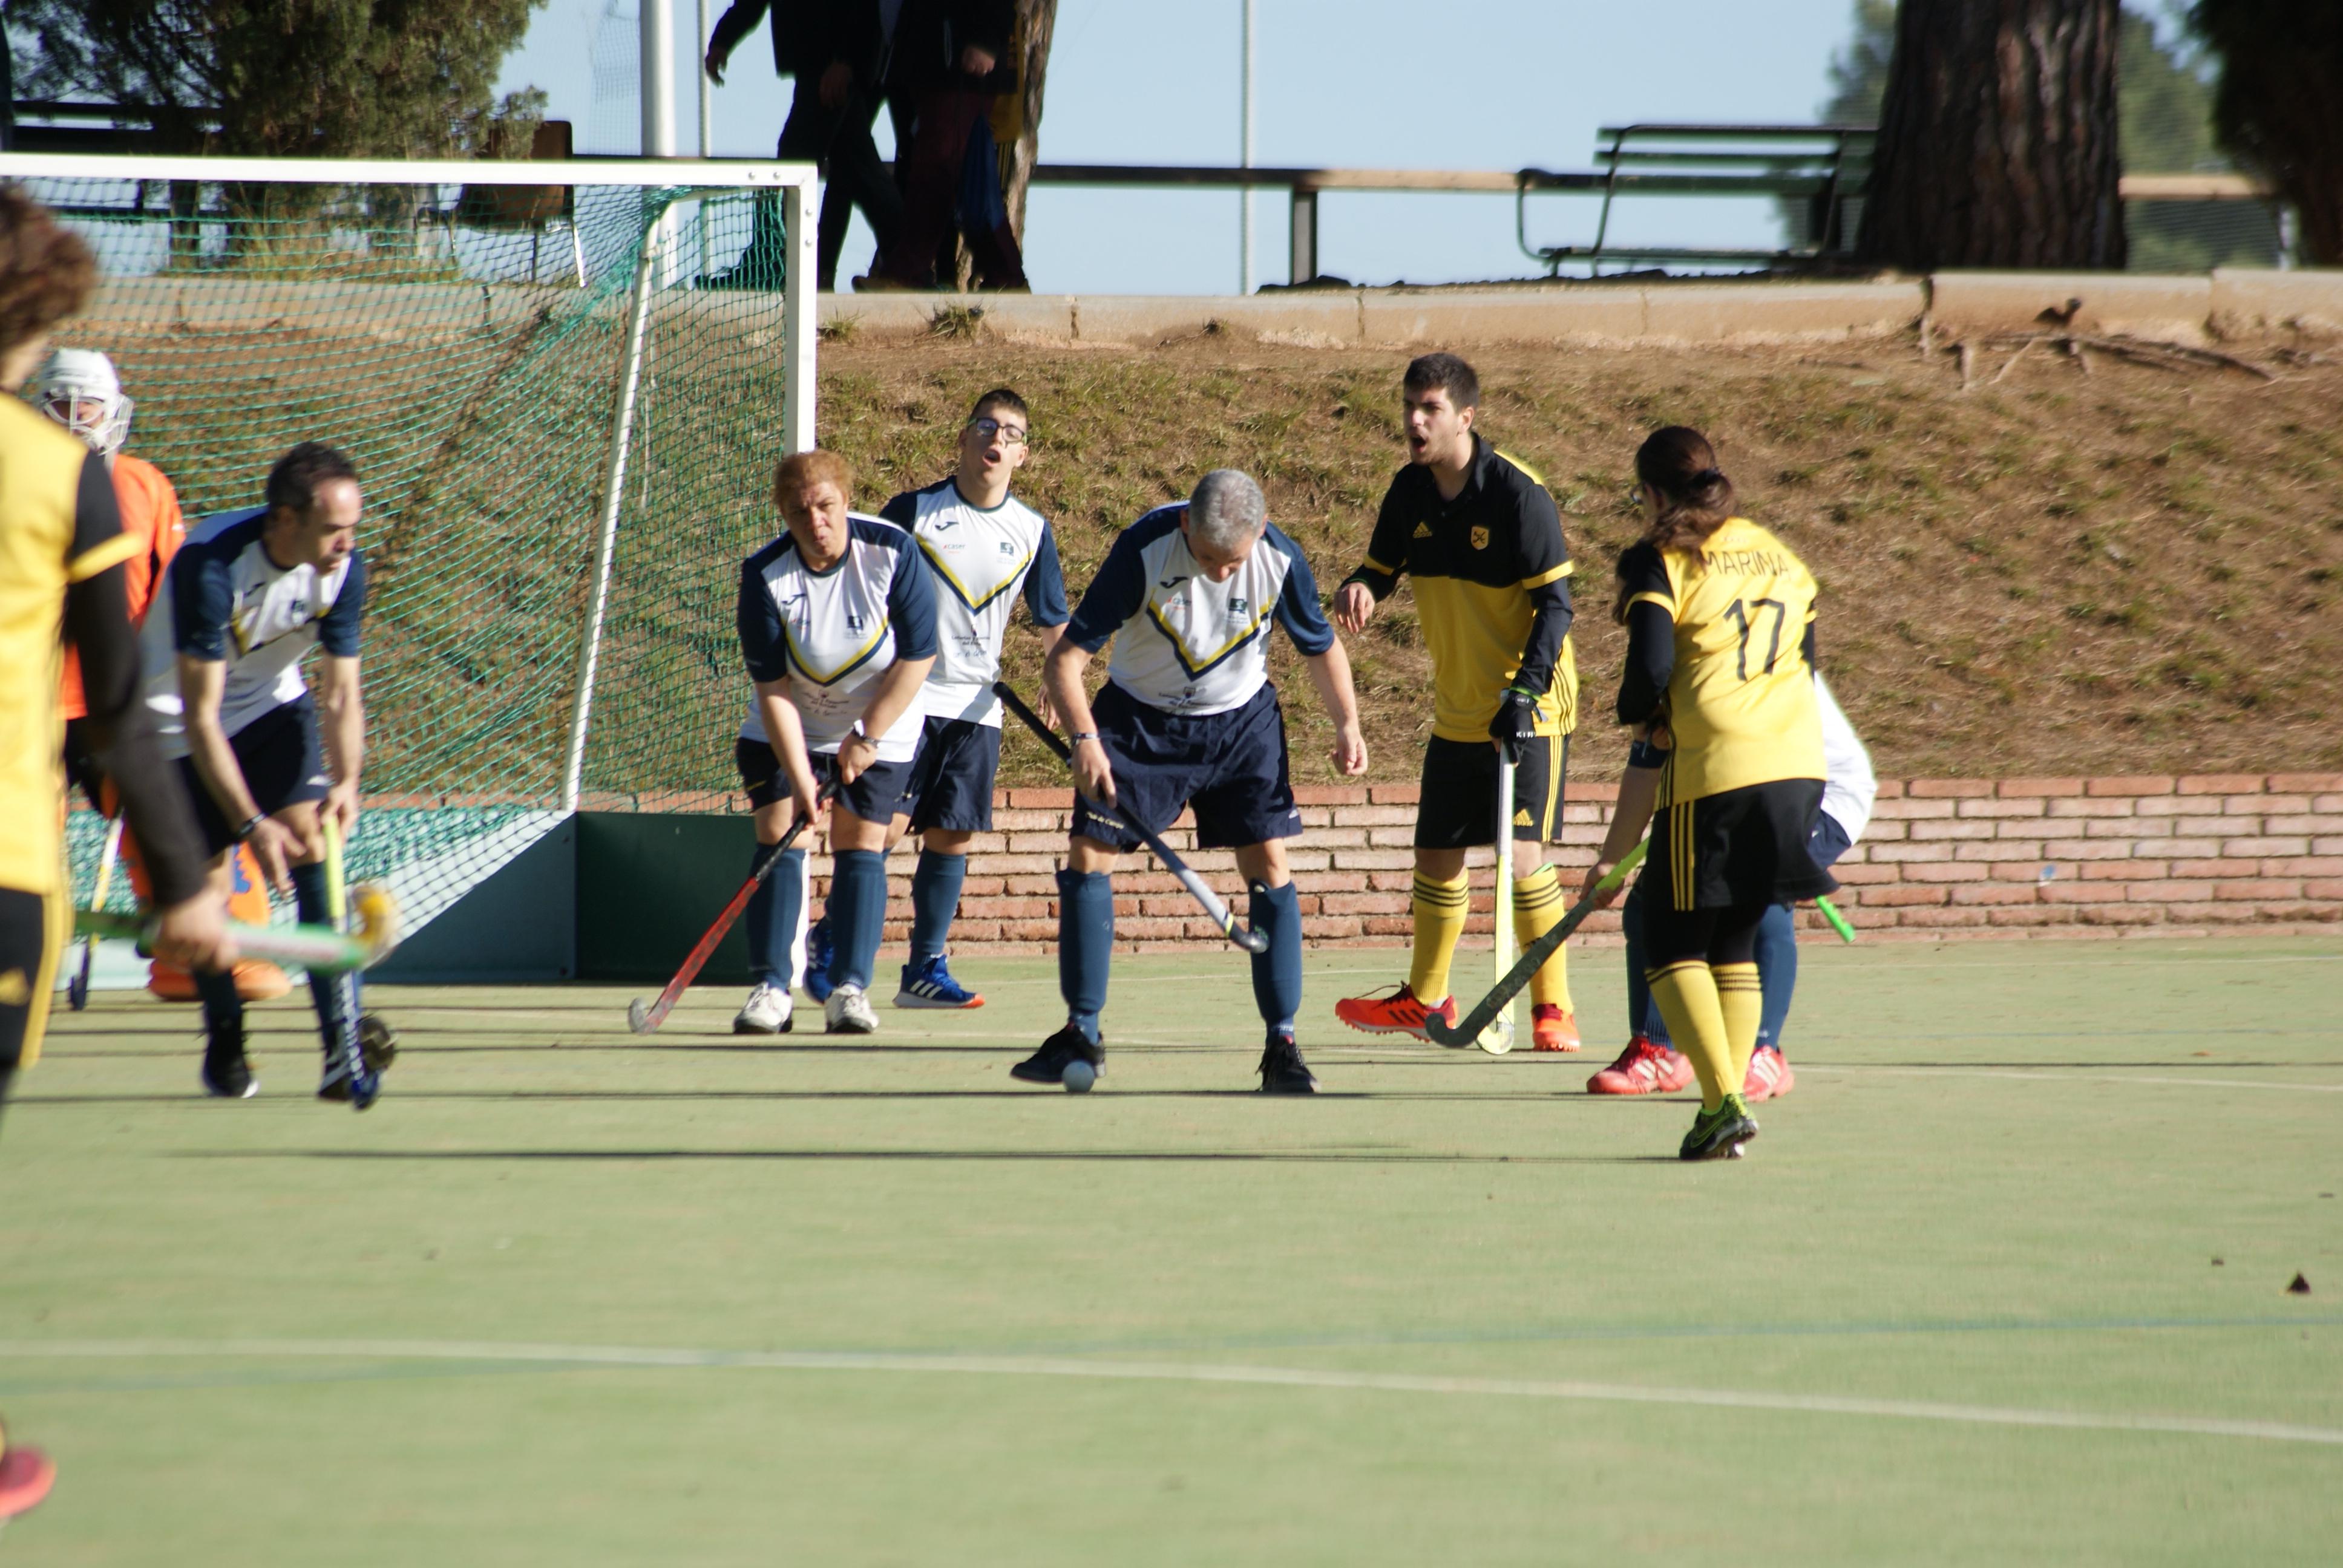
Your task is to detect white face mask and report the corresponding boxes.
[33,349,133,457]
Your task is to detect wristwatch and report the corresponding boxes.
[232,814,265,843]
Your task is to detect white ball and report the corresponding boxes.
[1062,1059,1096,1094]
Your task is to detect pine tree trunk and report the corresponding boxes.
[1858,0,2126,270]
[995,0,1058,241]
[2198,0,2343,267]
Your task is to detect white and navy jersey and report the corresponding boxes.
[1063,503,1335,717]
[1815,673,1876,844]
[141,505,365,756]
[737,513,939,763]
[880,477,1069,727]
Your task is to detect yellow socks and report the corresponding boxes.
[1714,961,1762,1085]
[1648,959,1732,1110]
[1512,863,1575,1012]
[1407,870,1470,1004]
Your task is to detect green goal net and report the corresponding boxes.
[8,154,818,952]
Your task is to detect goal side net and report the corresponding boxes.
[4,153,818,953]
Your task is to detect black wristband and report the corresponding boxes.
[232,813,265,843]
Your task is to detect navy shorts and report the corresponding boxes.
[175,697,331,857]
[902,716,1000,834]
[1069,681,1302,852]
[735,736,916,825]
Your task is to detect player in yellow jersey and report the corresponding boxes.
[0,185,232,1528]
[1579,426,1837,1160]
[1331,353,1584,1051]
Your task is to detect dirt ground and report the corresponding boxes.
[814,327,2343,787]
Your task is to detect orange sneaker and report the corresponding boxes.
[147,959,293,1003]
[1742,1047,1794,1103]
[1530,1005,1582,1053]
[0,1436,57,1521]
[1587,1035,1696,1096]
[1333,984,1457,1041]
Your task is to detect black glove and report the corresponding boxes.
[1489,688,1542,762]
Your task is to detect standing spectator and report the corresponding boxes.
[706,0,907,290]
[863,0,1029,291]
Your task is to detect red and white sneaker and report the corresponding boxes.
[1530,1005,1582,1053]
[0,1436,57,1523]
[1742,1047,1795,1102]
[1587,1035,1696,1096]
[1333,984,1457,1042]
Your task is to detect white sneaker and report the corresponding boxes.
[824,982,879,1034]
[733,981,793,1035]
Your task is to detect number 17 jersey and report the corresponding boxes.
[1617,517,1823,803]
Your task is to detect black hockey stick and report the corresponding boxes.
[628,779,841,1033]
[992,681,1269,954]
[1423,840,1648,1048]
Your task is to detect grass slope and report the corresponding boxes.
[2,938,2338,1564]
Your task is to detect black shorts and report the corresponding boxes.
[1414,732,1570,849]
[1069,681,1302,852]
[735,736,917,825]
[902,716,1000,834]
[1649,777,1839,913]
[175,697,332,858]
[0,884,62,1075]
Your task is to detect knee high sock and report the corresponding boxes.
[826,849,888,992]
[908,848,967,967]
[1512,863,1575,1012]
[1752,902,1798,1050]
[291,862,357,1053]
[1057,867,1113,1043]
[1648,961,1732,1111]
[1406,869,1470,1004]
[742,841,787,985]
[1714,961,1763,1086]
[1248,880,1303,1036]
[194,964,243,1051]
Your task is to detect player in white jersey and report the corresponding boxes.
[143,442,387,1106]
[1015,469,1369,1093]
[876,388,1069,1008]
[733,449,939,1035]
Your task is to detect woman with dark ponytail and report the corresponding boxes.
[1578,428,1836,1160]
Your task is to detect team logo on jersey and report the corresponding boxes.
[1227,596,1250,620]
[998,540,1016,555]
[287,597,310,619]
[931,517,960,532]
[1412,521,1434,539]
[1470,526,1489,550]
[847,611,866,632]
[1158,575,1190,590]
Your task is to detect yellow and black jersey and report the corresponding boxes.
[0,398,140,898]
[1616,517,1824,805]
[1343,435,1578,744]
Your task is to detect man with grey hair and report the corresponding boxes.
[1023,469,1368,1093]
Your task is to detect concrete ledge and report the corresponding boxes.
[1360,287,1645,345]
[1926,272,2215,344]
[1639,281,1925,344]
[2209,267,2343,338]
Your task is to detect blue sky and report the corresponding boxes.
[498,0,1876,293]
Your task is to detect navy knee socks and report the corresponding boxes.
[290,861,358,1053]
[1248,880,1303,1037]
[909,848,967,968]
[1057,867,1113,1042]
[827,849,888,992]
[742,841,795,985]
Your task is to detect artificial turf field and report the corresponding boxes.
[4,935,2339,1564]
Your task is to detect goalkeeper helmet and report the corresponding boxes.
[33,348,134,457]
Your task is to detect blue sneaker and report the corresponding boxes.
[802,918,835,1004]
[894,953,985,1010]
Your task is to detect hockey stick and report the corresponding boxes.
[67,813,125,1011]
[1424,839,1647,1048]
[74,884,400,973]
[992,681,1269,955]
[1476,749,1518,1054]
[627,778,839,1034]
[320,818,379,1108]
[1816,894,1857,943]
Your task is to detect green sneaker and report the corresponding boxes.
[1679,1093,1758,1161]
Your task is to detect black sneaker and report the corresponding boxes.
[200,1045,257,1100]
[1011,1024,1104,1085]
[316,1056,381,1109]
[1258,1032,1317,1094]
[358,1014,399,1072]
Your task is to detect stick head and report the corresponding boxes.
[1233,926,1270,954]
[627,998,655,1034]
[1422,1013,1467,1048]
[1476,1014,1515,1056]
[350,884,402,961]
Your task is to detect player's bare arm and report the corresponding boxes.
[755,679,825,833]
[839,650,936,786]
[1040,638,1112,806]
[1582,754,1663,907]
[317,653,363,838]
[1302,639,1369,777]
[177,652,295,893]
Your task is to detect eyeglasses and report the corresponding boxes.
[969,417,1028,446]
[1626,485,1644,509]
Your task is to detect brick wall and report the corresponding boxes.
[800,773,2343,949]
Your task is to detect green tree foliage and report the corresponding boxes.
[13,0,546,160]
[2191,0,2343,265]
[1820,0,1898,125]
[2121,8,2281,270]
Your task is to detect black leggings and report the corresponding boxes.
[1640,898,1769,972]
[0,886,59,1136]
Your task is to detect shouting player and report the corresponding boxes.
[1578,427,1837,1160]
[879,387,1068,1008]
[144,442,388,1106]
[733,449,938,1036]
[1331,353,1584,1051]
[1017,469,1368,1093]
[0,183,232,1530]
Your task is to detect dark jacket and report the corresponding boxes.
[710,0,889,84]
[884,0,1017,98]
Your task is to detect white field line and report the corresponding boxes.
[1,1339,2337,1447]
[1801,1066,2343,1094]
